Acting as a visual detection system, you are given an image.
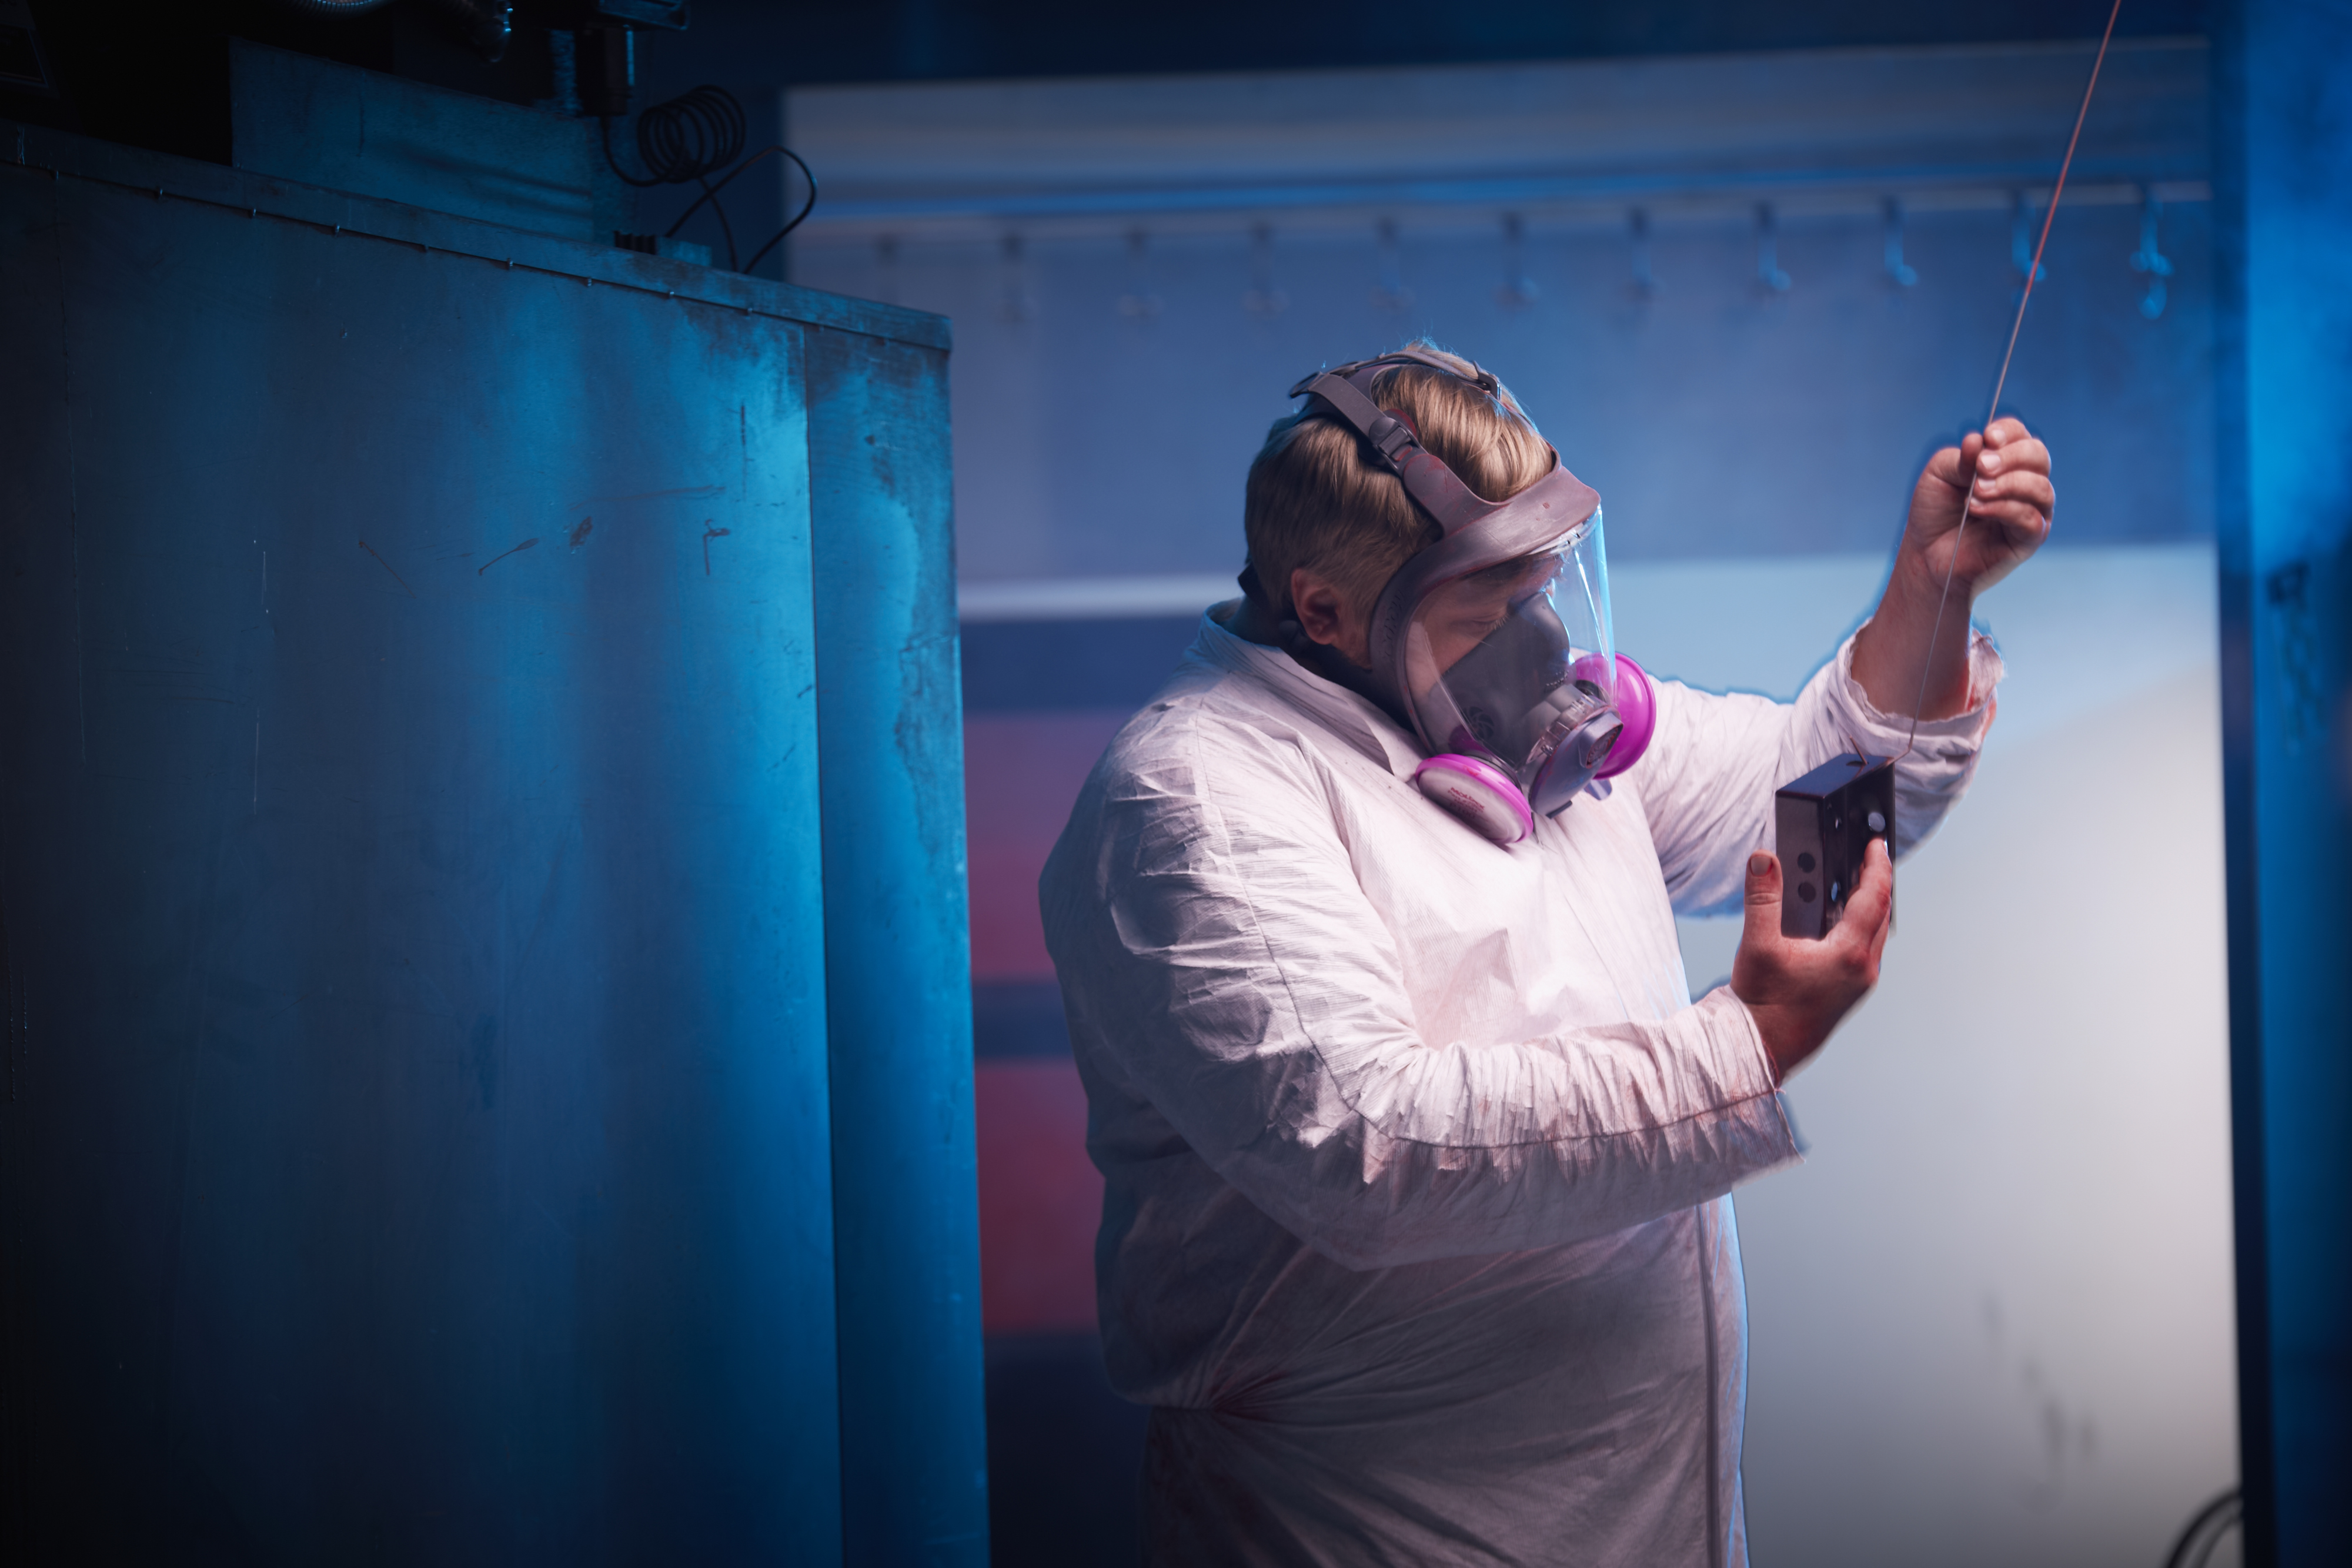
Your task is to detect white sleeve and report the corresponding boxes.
[1041,715,1799,1273]
[1626,625,2006,918]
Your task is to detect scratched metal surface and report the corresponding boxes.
[0,133,930,1562]
[806,330,990,1566]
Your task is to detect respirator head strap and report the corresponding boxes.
[1277,353,1631,820]
[1289,360,1509,536]
[1283,354,1604,741]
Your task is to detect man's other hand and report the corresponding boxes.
[1852,416,2052,720]
[1906,416,2053,596]
[1729,841,1893,1081]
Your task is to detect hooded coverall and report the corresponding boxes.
[1040,607,2000,1566]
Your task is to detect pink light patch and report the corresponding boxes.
[964,710,1131,981]
[974,1058,1101,1333]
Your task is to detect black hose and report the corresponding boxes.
[2161,1487,2242,1568]
[673,145,818,275]
[739,148,818,275]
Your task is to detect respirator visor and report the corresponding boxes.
[1401,510,1619,817]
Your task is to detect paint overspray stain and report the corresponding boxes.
[358,540,417,597]
[563,484,723,509]
[478,537,539,575]
[702,521,730,576]
[567,516,593,549]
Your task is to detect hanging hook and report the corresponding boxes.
[1369,218,1415,314]
[1755,203,1791,293]
[2129,185,2174,320]
[1243,222,1288,319]
[1117,228,1163,321]
[1626,208,1656,300]
[997,232,1035,324]
[873,234,900,307]
[1495,212,1539,309]
[1882,197,1920,287]
[2010,191,2048,283]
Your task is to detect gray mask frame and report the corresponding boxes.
[1279,353,1606,769]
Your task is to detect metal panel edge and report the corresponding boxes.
[804,325,990,1565]
[1,116,950,353]
[2213,2,2352,1563]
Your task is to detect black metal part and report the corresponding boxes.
[418,0,512,62]
[1774,752,1896,940]
[576,22,634,116]
[0,3,58,93]
[583,0,687,28]
[613,225,709,264]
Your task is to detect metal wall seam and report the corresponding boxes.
[804,326,991,1563]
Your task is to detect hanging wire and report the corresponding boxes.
[600,85,818,275]
[1903,0,2120,752]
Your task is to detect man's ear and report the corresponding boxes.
[1289,567,1348,647]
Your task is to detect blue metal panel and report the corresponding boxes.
[2213,4,2352,1563]
[805,329,991,1565]
[0,132,863,1562]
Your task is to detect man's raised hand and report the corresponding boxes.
[1907,416,2053,597]
[1730,840,1894,1082]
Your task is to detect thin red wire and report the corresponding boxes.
[1903,0,2123,748]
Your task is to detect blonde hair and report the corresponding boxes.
[1243,340,1552,623]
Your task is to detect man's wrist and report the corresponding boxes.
[1888,540,1971,616]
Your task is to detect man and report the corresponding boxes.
[1039,342,2052,1564]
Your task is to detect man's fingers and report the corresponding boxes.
[1863,840,1895,967]
[1974,433,2049,480]
[1742,851,1782,937]
[1971,469,2055,515]
[1924,443,1969,496]
[1840,839,1895,944]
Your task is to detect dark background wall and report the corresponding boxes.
[642,0,2210,81]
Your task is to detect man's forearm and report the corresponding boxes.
[1850,550,1974,721]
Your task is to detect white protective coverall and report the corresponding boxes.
[1038,604,2001,1566]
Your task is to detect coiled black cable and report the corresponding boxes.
[602,86,818,275]
[616,85,743,187]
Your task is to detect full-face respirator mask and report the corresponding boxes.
[1252,352,1656,845]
